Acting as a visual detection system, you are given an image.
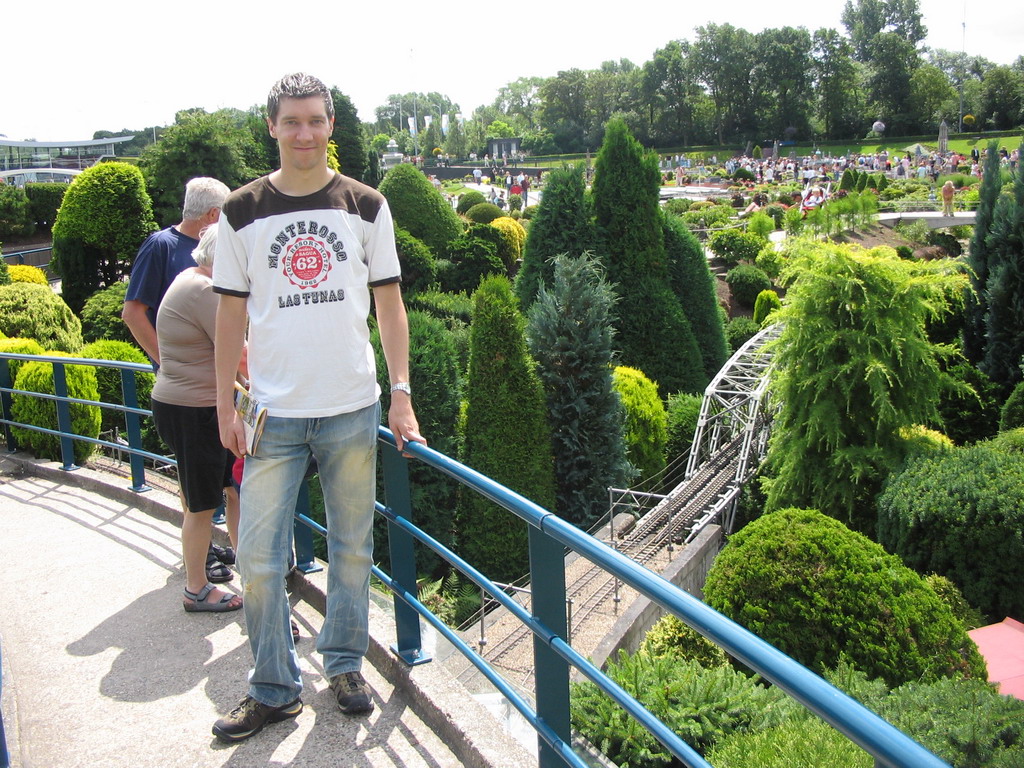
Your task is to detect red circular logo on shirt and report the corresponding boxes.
[282,237,332,289]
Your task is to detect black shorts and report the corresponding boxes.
[151,399,233,513]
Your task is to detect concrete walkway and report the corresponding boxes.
[0,455,531,768]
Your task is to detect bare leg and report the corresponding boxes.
[224,485,240,551]
[183,507,239,607]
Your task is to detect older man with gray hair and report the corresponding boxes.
[123,176,229,366]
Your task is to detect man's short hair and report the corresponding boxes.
[191,223,218,268]
[182,177,229,220]
[267,73,334,123]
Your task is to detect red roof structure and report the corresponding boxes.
[969,618,1024,700]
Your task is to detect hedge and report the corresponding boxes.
[878,443,1024,620]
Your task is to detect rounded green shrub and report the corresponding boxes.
[934,361,1000,445]
[725,316,759,352]
[763,203,786,229]
[709,228,763,266]
[898,424,954,456]
[0,283,83,352]
[507,193,522,212]
[572,651,792,767]
[79,340,154,436]
[464,202,503,224]
[705,508,987,687]
[393,225,436,296]
[7,265,48,286]
[726,264,771,308]
[489,216,526,269]
[378,163,463,257]
[752,289,781,325]
[80,282,134,345]
[612,366,667,482]
[455,189,486,215]
[12,353,101,464]
[682,204,732,231]
[441,226,505,294]
[878,443,1024,621]
[663,198,691,216]
[0,337,45,383]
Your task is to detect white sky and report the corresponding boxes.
[4,0,1019,142]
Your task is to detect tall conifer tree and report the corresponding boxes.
[964,140,1004,363]
[515,164,593,309]
[527,254,630,528]
[459,276,555,582]
[981,143,1024,393]
[330,88,367,182]
[592,118,704,395]
[662,211,728,383]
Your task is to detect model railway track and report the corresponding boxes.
[477,432,750,675]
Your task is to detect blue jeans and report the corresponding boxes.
[238,402,379,707]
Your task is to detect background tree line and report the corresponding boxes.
[92,0,1024,172]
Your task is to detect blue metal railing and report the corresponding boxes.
[2,247,52,270]
[0,352,951,768]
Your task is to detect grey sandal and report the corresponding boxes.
[183,583,242,613]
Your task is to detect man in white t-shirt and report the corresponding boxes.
[211,72,424,743]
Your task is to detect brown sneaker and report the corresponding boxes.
[212,695,302,742]
[329,671,374,715]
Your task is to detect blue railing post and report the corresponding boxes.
[0,361,17,452]
[51,362,78,471]
[381,441,429,666]
[529,524,571,767]
[119,369,149,492]
[292,479,322,573]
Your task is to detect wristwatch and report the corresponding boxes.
[390,382,412,397]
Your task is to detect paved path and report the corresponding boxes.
[0,456,527,768]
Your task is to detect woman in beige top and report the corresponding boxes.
[152,223,242,612]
